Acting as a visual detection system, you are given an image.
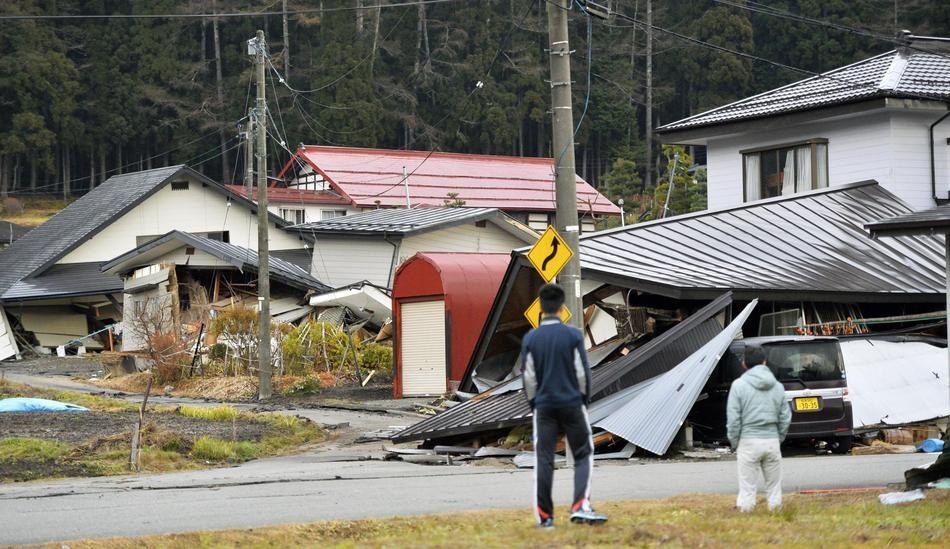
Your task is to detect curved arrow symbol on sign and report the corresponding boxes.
[540,235,559,272]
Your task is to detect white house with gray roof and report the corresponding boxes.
[658,34,950,211]
[0,165,312,358]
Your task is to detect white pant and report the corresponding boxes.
[736,438,783,512]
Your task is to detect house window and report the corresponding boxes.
[279,208,306,224]
[204,231,230,243]
[742,139,828,202]
[321,210,347,220]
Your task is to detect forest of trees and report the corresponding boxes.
[1,0,949,216]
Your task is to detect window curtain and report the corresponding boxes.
[781,149,796,196]
[795,145,812,192]
[744,154,761,202]
[815,143,828,188]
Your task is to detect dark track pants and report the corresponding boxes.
[532,405,594,522]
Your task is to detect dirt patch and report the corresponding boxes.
[0,459,99,482]
[1,356,104,378]
[0,411,273,446]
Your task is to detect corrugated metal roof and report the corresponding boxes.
[578,182,946,299]
[101,231,329,293]
[271,249,312,271]
[2,262,123,301]
[289,207,501,235]
[659,45,950,133]
[594,301,758,456]
[392,293,733,443]
[284,145,621,215]
[865,204,950,237]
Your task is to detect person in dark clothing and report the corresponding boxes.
[522,283,606,528]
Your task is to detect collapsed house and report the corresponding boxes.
[100,231,329,351]
[394,181,948,456]
[0,166,314,359]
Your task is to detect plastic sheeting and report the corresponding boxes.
[0,397,89,412]
[839,339,950,427]
[594,301,757,456]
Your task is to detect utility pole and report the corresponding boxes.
[244,117,254,192]
[546,0,583,329]
[645,0,653,193]
[661,152,679,218]
[251,30,272,400]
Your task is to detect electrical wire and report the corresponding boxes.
[0,0,467,20]
[711,0,950,61]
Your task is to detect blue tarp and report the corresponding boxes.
[0,397,89,412]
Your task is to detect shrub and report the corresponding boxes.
[148,332,190,384]
[178,405,240,422]
[360,343,393,377]
[280,321,360,376]
[282,376,322,396]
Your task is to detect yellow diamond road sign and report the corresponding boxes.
[524,297,572,329]
[526,225,574,283]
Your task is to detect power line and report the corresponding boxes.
[0,0,466,21]
[711,0,950,61]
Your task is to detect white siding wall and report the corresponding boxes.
[398,223,526,263]
[309,237,395,288]
[705,108,950,211]
[60,181,303,264]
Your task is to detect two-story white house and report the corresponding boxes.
[657,34,950,211]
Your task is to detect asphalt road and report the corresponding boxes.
[0,452,932,545]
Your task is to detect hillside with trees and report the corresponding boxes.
[1,0,948,219]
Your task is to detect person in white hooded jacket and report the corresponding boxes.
[727,345,792,512]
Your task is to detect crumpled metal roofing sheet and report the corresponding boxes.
[659,49,950,132]
[290,145,621,215]
[840,339,950,427]
[594,301,758,456]
[578,182,945,298]
[391,294,732,443]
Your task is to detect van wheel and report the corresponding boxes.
[830,436,852,455]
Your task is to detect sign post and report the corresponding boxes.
[524,225,577,327]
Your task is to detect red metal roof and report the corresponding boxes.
[392,252,513,396]
[225,185,352,205]
[281,145,620,216]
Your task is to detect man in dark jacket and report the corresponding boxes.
[727,345,792,512]
[522,283,605,528]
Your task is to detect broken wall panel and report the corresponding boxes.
[12,306,101,349]
[840,339,950,427]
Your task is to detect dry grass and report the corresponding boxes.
[177,405,240,422]
[46,491,950,548]
[0,196,72,227]
[94,374,259,401]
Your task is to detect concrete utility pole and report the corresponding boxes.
[645,0,653,192]
[546,0,583,329]
[244,117,254,192]
[251,30,272,400]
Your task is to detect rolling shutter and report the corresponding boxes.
[400,300,447,396]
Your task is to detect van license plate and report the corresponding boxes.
[794,397,820,412]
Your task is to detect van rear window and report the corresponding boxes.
[764,341,844,382]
